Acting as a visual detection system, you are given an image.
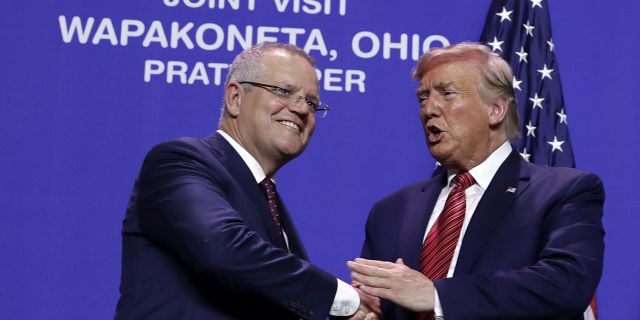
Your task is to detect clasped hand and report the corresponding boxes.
[348,286,380,320]
[347,258,435,313]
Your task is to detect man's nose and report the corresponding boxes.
[422,97,441,119]
[288,95,311,116]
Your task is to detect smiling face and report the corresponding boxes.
[223,49,318,175]
[417,60,505,172]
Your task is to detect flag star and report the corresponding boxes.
[523,20,535,37]
[530,0,543,8]
[537,64,554,80]
[556,108,568,124]
[530,93,544,109]
[488,37,504,52]
[547,136,565,152]
[496,6,513,22]
[515,47,528,63]
[547,38,555,52]
[525,121,537,137]
[519,148,531,162]
[512,76,522,91]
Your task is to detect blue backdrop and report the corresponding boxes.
[1,1,638,319]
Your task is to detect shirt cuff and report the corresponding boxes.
[434,287,444,319]
[329,279,360,316]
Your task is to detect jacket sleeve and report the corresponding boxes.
[436,172,605,320]
[136,139,337,320]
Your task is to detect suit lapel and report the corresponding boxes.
[277,201,309,260]
[202,133,288,250]
[397,171,447,270]
[454,151,531,275]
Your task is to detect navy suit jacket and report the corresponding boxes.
[361,151,605,320]
[115,133,337,319]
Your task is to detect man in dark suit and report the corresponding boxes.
[115,42,379,319]
[347,42,605,319]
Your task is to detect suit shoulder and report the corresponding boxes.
[143,136,221,163]
[525,162,601,182]
[140,136,228,176]
[523,162,604,195]
[149,137,209,155]
[374,179,432,206]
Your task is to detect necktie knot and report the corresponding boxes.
[453,172,475,190]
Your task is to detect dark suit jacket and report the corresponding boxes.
[361,151,605,320]
[115,133,337,319]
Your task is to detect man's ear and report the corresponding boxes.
[224,81,242,118]
[489,97,509,126]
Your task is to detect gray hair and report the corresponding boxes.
[226,42,315,86]
[413,42,520,140]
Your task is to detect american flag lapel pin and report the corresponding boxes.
[506,187,517,193]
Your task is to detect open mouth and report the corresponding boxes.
[278,120,300,133]
[426,125,442,142]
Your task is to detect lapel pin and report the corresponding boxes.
[506,187,517,193]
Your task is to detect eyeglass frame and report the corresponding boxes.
[238,81,330,118]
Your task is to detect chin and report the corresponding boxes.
[428,144,443,156]
[276,143,305,158]
[428,147,452,165]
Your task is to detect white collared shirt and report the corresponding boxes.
[216,130,360,317]
[430,141,513,318]
[217,130,266,184]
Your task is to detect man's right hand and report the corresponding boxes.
[350,280,381,319]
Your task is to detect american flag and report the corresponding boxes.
[480,0,574,167]
[480,0,597,318]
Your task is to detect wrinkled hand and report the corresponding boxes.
[347,258,435,312]
[350,283,381,319]
[348,309,379,320]
[354,281,381,314]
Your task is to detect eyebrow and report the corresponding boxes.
[280,82,320,101]
[418,80,456,92]
[434,80,454,90]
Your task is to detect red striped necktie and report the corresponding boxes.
[419,172,475,320]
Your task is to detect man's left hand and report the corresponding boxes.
[347,258,435,312]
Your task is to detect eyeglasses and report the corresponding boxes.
[238,81,330,118]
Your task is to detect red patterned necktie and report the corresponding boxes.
[419,172,475,320]
[259,178,286,244]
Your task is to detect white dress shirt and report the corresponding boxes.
[427,141,512,319]
[217,130,360,317]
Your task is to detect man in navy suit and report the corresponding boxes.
[115,42,379,319]
[348,42,604,319]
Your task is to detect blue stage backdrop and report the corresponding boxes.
[1,1,638,319]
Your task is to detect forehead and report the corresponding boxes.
[260,50,319,93]
[419,60,480,88]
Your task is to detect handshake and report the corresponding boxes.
[345,258,437,320]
